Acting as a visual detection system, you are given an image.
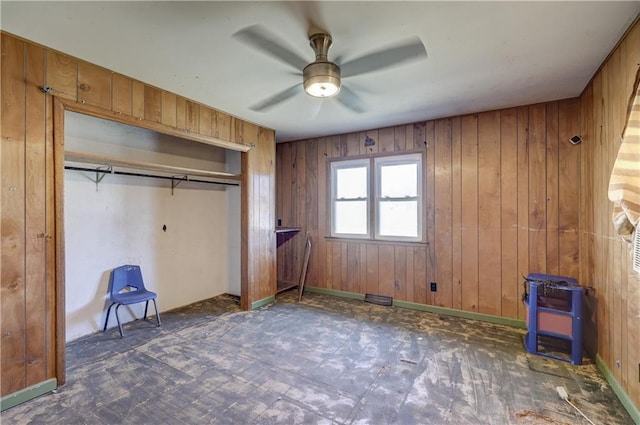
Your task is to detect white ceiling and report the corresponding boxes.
[3,1,639,142]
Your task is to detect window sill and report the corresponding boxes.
[324,236,429,247]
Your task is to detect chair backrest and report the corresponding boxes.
[109,265,146,298]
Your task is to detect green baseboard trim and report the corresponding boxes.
[251,295,275,310]
[304,287,526,329]
[393,300,527,329]
[1,378,57,412]
[595,354,640,424]
[304,286,366,301]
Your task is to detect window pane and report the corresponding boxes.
[380,163,417,198]
[379,201,418,237]
[335,200,367,234]
[336,167,367,199]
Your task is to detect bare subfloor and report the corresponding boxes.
[2,291,633,424]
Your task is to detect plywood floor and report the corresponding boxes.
[1,291,633,424]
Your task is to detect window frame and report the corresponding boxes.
[329,158,371,239]
[374,153,423,242]
[328,152,424,243]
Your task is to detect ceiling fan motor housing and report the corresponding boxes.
[303,33,341,98]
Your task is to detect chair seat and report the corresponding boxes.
[111,289,157,305]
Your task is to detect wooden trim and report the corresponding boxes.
[393,300,527,329]
[304,286,366,300]
[53,98,66,385]
[596,354,640,425]
[0,378,57,412]
[251,295,275,310]
[58,98,251,152]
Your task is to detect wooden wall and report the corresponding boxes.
[277,100,581,320]
[579,19,640,409]
[0,31,276,398]
[241,124,277,309]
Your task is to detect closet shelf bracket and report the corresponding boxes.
[171,176,188,195]
[91,166,112,191]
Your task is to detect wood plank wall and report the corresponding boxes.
[0,31,276,397]
[241,124,277,309]
[579,19,640,410]
[277,100,581,319]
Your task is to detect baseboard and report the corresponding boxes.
[251,295,275,310]
[393,300,527,329]
[0,378,57,412]
[595,354,640,424]
[304,286,366,301]
[304,286,526,329]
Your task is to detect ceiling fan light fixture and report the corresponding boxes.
[303,61,341,98]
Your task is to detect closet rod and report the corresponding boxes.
[64,165,239,187]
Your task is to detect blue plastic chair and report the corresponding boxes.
[103,265,161,337]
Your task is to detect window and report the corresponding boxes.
[330,153,422,241]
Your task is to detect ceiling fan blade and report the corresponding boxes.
[250,84,302,112]
[341,37,427,78]
[336,86,365,113]
[233,25,308,71]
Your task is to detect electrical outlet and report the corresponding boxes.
[430,282,437,292]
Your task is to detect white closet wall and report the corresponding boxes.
[64,112,240,341]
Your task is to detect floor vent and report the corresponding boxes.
[364,294,393,306]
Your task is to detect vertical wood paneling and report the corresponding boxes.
[516,106,530,319]
[579,19,640,409]
[277,99,581,320]
[45,50,76,100]
[394,125,407,152]
[451,117,462,310]
[545,102,560,275]
[305,139,318,287]
[241,126,277,309]
[77,62,111,109]
[500,108,518,318]
[434,119,452,307]
[25,42,48,386]
[175,96,187,130]
[558,98,580,278]
[378,127,395,153]
[144,85,162,123]
[366,244,379,295]
[161,91,177,128]
[199,107,213,137]
[378,245,395,297]
[2,32,272,402]
[477,111,502,316]
[528,104,547,273]
[131,80,144,119]
[186,101,199,134]
[217,112,231,141]
[424,122,436,305]
[111,74,132,115]
[316,138,328,288]
[414,247,427,304]
[461,115,479,312]
[394,246,407,301]
[1,34,27,396]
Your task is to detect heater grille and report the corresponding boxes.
[633,229,640,275]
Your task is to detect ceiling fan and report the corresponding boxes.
[233,25,427,113]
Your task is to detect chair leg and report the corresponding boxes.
[103,303,115,332]
[152,299,161,327]
[114,304,124,337]
[143,300,149,321]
